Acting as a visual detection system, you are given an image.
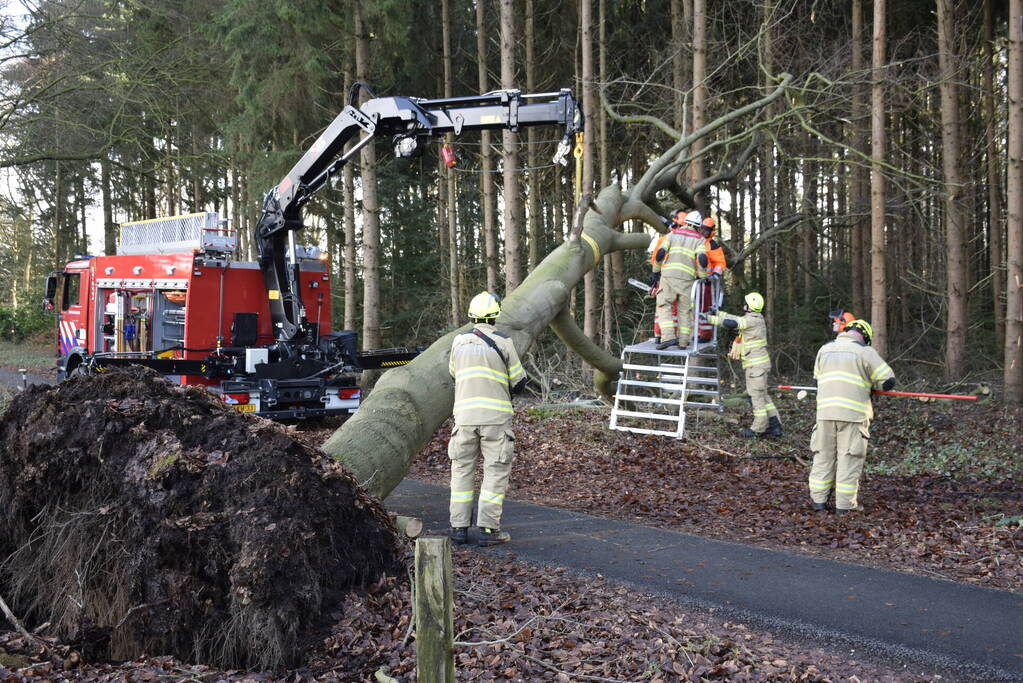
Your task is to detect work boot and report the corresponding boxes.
[478,527,511,547]
[765,416,783,437]
[812,502,828,513]
[835,508,853,516]
[656,338,679,350]
[449,527,468,545]
[740,428,759,438]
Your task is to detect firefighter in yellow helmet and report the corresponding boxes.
[650,209,707,350]
[809,319,895,514]
[447,291,528,546]
[706,292,782,437]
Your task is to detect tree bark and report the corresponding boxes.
[691,0,707,207]
[355,0,381,349]
[101,156,116,256]
[937,0,967,380]
[442,0,460,325]
[984,0,1005,352]
[581,0,599,343]
[869,0,888,356]
[850,0,868,316]
[525,0,541,271]
[1006,0,1023,404]
[477,1,499,293]
[500,0,522,291]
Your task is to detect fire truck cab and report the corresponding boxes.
[43,212,394,419]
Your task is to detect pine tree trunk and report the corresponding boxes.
[869,0,888,356]
[581,0,598,341]
[101,157,116,256]
[500,0,521,291]
[442,0,459,324]
[476,1,499,293]
[1005,0,1023,404]
[984,0,1005,352]
[355,1,381,349]
[850,0,868,316]
[691,0,707,204]
[937,0,967,379]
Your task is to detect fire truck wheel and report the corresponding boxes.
[68,365,89,378]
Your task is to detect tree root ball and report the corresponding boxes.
[0,367,401,670]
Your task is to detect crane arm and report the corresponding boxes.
[256,84,583,343]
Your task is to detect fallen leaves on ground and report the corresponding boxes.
[411,398,1023,592]
[0,551,944,681]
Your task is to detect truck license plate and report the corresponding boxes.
[234,404,256,413]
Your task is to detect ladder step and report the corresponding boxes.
[684,401,720,409]
[609,409,682,421]
[661,387,719,396]
[611,425,683,437]
[656,376,719,385]
[619,378,716,390]
[622,363,687,374]
[615,393,685,406]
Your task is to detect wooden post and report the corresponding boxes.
[414,537,454,683]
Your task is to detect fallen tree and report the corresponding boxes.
[324,74,793,500]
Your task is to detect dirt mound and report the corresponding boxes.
[0,367,401,670]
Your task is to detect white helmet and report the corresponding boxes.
[684,210,703,228]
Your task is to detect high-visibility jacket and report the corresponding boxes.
[707,310,770,371]
[703,236,727,275]
[651,227,705,284]
[813,332,894,422]
[449,323,526,425]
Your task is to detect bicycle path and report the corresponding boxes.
[388,478,1023,680]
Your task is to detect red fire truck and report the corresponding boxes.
[44,85,583,419]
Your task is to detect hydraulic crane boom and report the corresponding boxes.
[255,83,584,345]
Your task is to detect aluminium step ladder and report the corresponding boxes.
[609,278,725,439]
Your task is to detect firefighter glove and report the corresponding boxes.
[648,272,661,288]
[882,377,896,391]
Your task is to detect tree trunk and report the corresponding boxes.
[937,0,967,380]
[691,0,707,206]
[355,0,381,349]
[500,0,522,291]
[1006,0,1023,404]
[869,0,888,356]
[101,156,116,256]
[850,0,868,316]
[525,0,541,271]
[442,0,460,325]
[760,0,776,339]
[985,0,1005,352]
[581,0,599,342]
[476,1,499,293]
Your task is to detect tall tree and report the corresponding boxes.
[869,0,888,356]
[582,0,599,341]
[442,0,460,325]
[355,0,381,351]
[985,0,1005,351]
[476,1,499,293]
[937,0,968,379]
[691,0,707,208]
[1006,0,1023,404]
[500,0,522,291]
[850,0,868,316]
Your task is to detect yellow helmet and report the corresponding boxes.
[467,291,501,320]
[744,292,765,312]
[846,319,873,345]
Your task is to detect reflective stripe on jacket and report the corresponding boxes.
[449,323,526,425]
[708,310,770,370]
[813,332,894,421]
[651,228,705,283]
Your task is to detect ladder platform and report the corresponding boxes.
[623,339,719,356]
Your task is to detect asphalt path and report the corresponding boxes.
[388,478,1023,680]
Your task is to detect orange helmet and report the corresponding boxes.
[829,309,855,333]
[700,216,716,237]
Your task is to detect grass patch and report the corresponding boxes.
[866,441,1023,481]
[525,406,568,419]
[0,334,55,373]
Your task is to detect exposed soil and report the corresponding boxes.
[0,367,401,671]
[0,548,948,682]
[409,398,1023,592]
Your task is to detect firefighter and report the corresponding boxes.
[448,291,528,547]
[829,309,855,335]
[808,319,895,514]
[698,217,728,280]
[706,292,782,437]
[649,209,706,350]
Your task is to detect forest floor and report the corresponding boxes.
[1,368,1018,681]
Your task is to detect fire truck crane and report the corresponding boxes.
[43,84,584,419]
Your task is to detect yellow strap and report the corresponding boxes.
[573,131,584,203]
[580,232,600,264]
